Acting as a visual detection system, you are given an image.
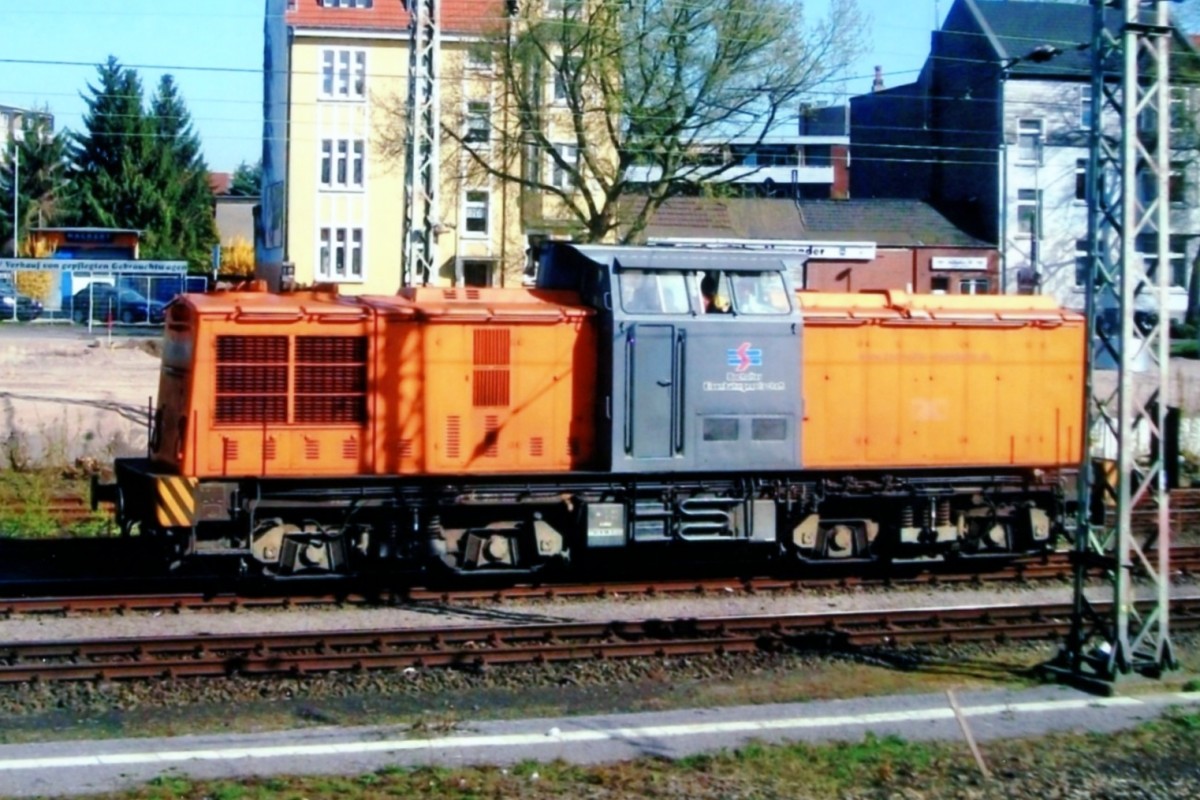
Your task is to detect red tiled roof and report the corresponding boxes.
[288,0,507,36]
[209,172,232,195]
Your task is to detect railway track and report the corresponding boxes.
[2,546,1198,618]
[1,597,1197,684]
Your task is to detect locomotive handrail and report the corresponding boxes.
[230,311,305,324]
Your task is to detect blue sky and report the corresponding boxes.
[0,0,941,173]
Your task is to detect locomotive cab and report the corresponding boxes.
[540,244,804,551]
[541,244,803,474]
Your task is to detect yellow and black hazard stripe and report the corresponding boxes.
[155,476,199,528]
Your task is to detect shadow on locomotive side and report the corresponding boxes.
[94,244,1086,581]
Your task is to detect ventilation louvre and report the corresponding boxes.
[530,437,544,458]
[222,438,238,463]
[305,438,320,461]
[264,438,277,461]
[484,415,500,458]
[399,439,414,458]
[215,336,289,425]
[446,416,461,460]
[342,437,358,461]
[472,370,510,407]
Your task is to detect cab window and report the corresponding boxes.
[618,269,690,314]
[730,271,791,314]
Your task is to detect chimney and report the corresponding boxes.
[872,66,885,93]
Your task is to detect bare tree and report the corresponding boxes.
[382,0,867,244]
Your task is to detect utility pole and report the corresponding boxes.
[10,145,17,322]
[1051,0,1176,689]
[402,0,440,287]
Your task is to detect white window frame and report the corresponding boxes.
[1074,238,1090,288]
[321,0,373,7]
[320,48,367,100]
[1016,188,1041,238]
[553,56,581,105]
[464,100,491,145]
[463,189,490,238]
[1138,235,1188,288]
[549,143,578,191]
[466,42,494,71]
[316,226,366,282]
[1015,118,1043,165]
[318,137,365,190]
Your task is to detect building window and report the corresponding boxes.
[319,138,365,189]
[351,230,363,277]
[321,49,366,99]
[1076,159,1087,201]
[1075,238,1090,287]
[1016,118,1043,164]
[321,0,373,6]
[464,190,490,236]
[1170,88,1188,132]
[466,43,493,70]
[317,227,365,281]
[545,0,583,17]
[1137,234,1188,288]
[1016,189,1041,237]
[931,276,949,294]
[1137,163,1187,206]
[319,228,331,277]
[526,144,543,185]
[553,56,581,104]
[465,101,490,144]
[1080,85,1092,129]
[462,260,495,287]
[550,143,578,190]
[960,278,989,295]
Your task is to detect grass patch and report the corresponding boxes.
[0,468,112,537]
[88,707,1200,800]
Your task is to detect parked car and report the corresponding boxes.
[72,285,166,325]
[0,278,43,322]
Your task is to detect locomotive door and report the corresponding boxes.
[626,323,680,459]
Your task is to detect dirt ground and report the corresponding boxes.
[0,324,161,468]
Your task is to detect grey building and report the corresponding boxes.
[851,0,1199,317]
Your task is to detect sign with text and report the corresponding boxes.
[0,258,188,274]
[931,256,988,271]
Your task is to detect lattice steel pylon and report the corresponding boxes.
[1054,0,1177,688]
[402,0,441,287]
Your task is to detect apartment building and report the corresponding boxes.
[851,0,1200,317]
[0,105,53,147]
[259,0,529,292]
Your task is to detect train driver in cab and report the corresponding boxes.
[700,272,731,314]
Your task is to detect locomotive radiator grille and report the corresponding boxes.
[214,335,289,425]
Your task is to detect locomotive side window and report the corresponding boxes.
[729,272,791,314]
[618,269,689,314]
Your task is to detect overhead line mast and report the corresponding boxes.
[1053,0,1176,688]
[402,0,440,287]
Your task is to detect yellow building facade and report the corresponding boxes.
[262,0,532,293]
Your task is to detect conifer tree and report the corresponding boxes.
[69,56,160,232]
[70,58,217,273]
[145,74,217,271]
